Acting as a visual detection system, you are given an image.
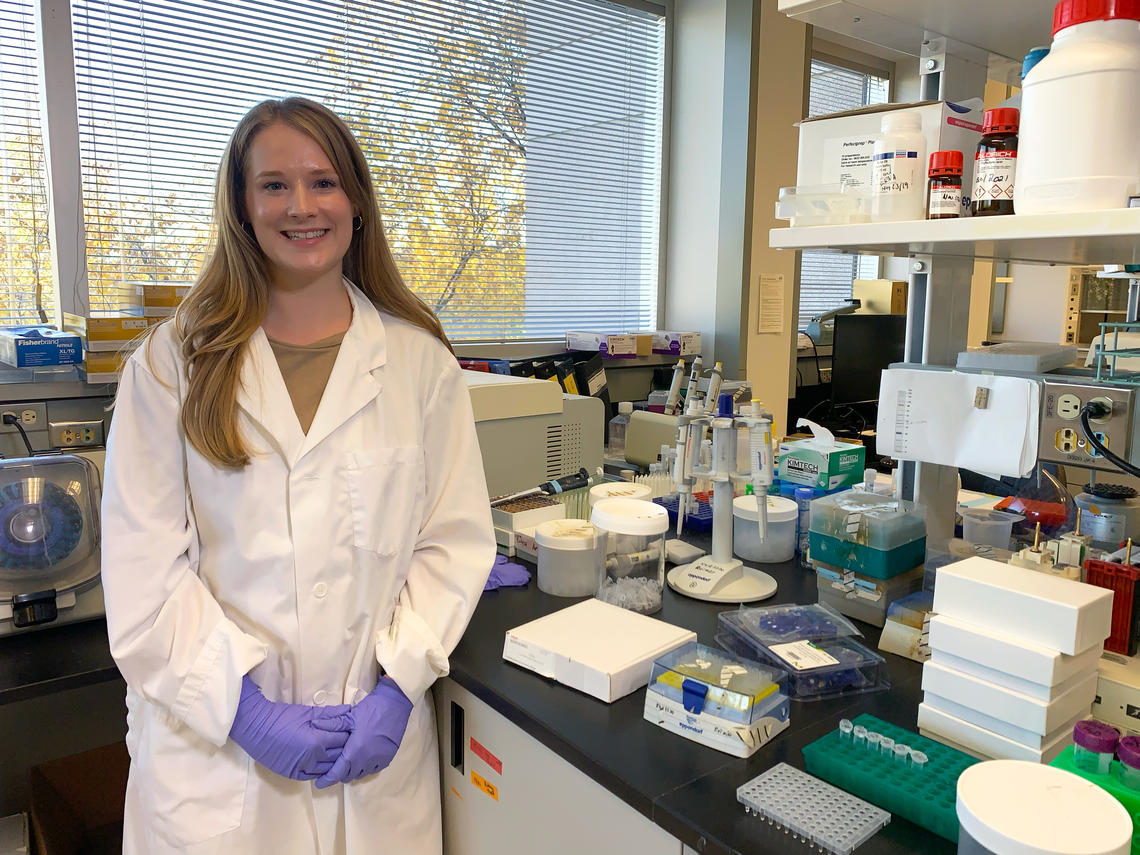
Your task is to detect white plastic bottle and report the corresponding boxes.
[606,401,633,459]
[871,111,927,222]
[1015,2,1140,215]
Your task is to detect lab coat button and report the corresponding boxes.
[313,690,328,704]
[313,582,328,598]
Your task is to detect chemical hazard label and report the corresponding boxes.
[471,770,499,801]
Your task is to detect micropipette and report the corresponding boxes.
[664,359,686,416]
[683,355,703,410]
[703,361,725,415]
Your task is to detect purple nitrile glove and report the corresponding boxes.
[229,675,353,781]
[312,676,413,788]
[484,553,531,591]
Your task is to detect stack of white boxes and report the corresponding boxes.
[918,556,1113,763]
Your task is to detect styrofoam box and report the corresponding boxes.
[932,556,1112,655]
[928,649,1094,702]
[921,660,1097,736]
[795,100,983,215]
[922,690,1084,750]
[928,613,1103,690]
[918,703,1073,764]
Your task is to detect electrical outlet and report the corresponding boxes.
[49,420,104,448]
[1090,396,1114,423]
[1041,381,1134,473]
[1055,428,1077,453]
[1089,432,1108,458]
[0,403,47,433]
[1057,393,1083,420]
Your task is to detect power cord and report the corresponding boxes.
[2,414,34,457]
[1079,401,1140,479]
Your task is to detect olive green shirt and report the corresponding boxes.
[266,331,346,434]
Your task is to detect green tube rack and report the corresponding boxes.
[802,713,978,842]
[1051,745,1140,855]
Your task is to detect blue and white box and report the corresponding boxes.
[0,327,83,367]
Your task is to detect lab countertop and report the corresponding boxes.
[451,551,952,855]
[1,553,952,853]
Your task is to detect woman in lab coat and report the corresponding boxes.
[100,97,497,854]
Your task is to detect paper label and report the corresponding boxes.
[768,640,840,671]
[928,182,962,217]
[470,737,503,775]
[1086,511,1126,545]
[973,150,1016,202]
[872,150,922,198]
[471,770,499,801]
[822,134,877,189]
[503,636,557,677]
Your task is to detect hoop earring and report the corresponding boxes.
[352,216,364,232]
[241,222,254,235]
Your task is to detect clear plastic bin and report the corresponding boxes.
[718,603,860,647]
[774,184,871,227]
[815,564,924,628]
[960,509,1023,550]
[809,490,926,550]
[591,497,668,614]
[647,641,788,725]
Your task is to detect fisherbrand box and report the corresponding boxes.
[778,435,865,490]
[0,327,83,368]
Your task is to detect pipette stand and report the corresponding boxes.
[669,411,777,602]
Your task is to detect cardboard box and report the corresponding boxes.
[62,312,155,352]
[651,331,701,356]
[796,100,984,218]
[565,331,637,358]
[920,660,1097,736]
[778,433,865,491]
[30,742,128,855]
[929,649,1095,702]
[502,598,696,702]
[918,702,1072,763]
[0,328,83,368]
[933,557,1113,655]
[125,282,191,308]
[928,613,1103,691]
[853,279,907,315]
[627,332,654,357]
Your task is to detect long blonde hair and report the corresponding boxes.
[172,97,451,469]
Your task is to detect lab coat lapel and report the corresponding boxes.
[235,328,307,466]
[298,281,387,460]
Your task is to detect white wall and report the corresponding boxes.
[991,263,1069,344]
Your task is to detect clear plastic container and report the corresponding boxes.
[960,509,1024,550]
[870,111,927,223]
[718,602,861,646]
[647,641,788,725]
[534,519,599,598]
[815,564,924,628]
[1118,735,1140,791]
[809,490,926,550]
[588,480,652,511]
[590,497,668,614]
[733,495,798,563]
[606,401,633,459]
[1072,719,1119,777]
[774,184,870,226]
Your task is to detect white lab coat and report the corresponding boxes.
[101,279,496,855]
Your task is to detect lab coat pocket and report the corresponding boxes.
[142,706,248,846]
[346,446,425,555]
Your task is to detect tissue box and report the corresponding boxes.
[0,327,83,368]
[651,331,701,356]
[778,431,865,490]
[565,331,636,358]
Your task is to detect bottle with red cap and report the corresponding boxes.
[971,109,1019,217]
[927,151,964,219]
[1016,0,1140,214]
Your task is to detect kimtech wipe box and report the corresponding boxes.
[778,420,865,491]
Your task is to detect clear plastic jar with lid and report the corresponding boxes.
[535,519,599,597]
[590,497,668,614]
[871,110,927,222]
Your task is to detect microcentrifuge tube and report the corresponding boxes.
[910,750,928,770]
[853,725,867,748]
[839,719,854,740]
[879,736,895,757]
[893,743,910,764]
[866,732,882,753]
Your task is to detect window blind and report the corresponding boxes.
[72,0,666,340]
[0,0,54,324]
[798,58,888,329]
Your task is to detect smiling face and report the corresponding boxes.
[242,122,355,292]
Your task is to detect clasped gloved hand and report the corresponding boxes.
[483,553,531,591]
[229,675,353,781]
[312,676,413,788]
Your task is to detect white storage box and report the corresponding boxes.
[928,613,1103,689]
[922,690,1083,750]
[929,649,1093,702]
[502,598,696,702]
[932,556,1113,655]
[795,100,983,217]
[920,660,1097,737]
[918,702,1073,764]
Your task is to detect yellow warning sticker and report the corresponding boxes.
[471,770,499,801]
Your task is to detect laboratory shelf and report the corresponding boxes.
[769,208,1140,267]
[802,713,978,843]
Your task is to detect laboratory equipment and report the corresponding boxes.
[829,313,907,405]
[773,184,871,227]
[1074,484,1140,551]
[1091,652,1140,737]
[802,713,978,843]
[606,402,632,459]
[623,409,681,468]
[587,480,651,511]
[816,564,923,628]
[795,486,812,564]
[871,110,926,223]
[590,497,668,614]
[490,493,565,555]
[683,355,703,408]
[534,519,598,597]
[1120,736,1140,790]
[1016,1,1140,215]
[1008,522,1065,575]
[663,359,685,415]
[0,454,102,635]
[927,150,964,220]
[960,509,1022,550]
[804,298,859,347]
[732,496,797,563]
[737,763,890,855]
[1072,719,1119,776]
[1082,555,1140,655]
[701,362,725,416]
[957,760,1132,855]
[1049,507,1093,570]
[716,603,890,701]
[809,489,927,578]
[643,641,789,757]
[970,108,1019,217]
[878,589,933,662]
[666,397,779,603]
